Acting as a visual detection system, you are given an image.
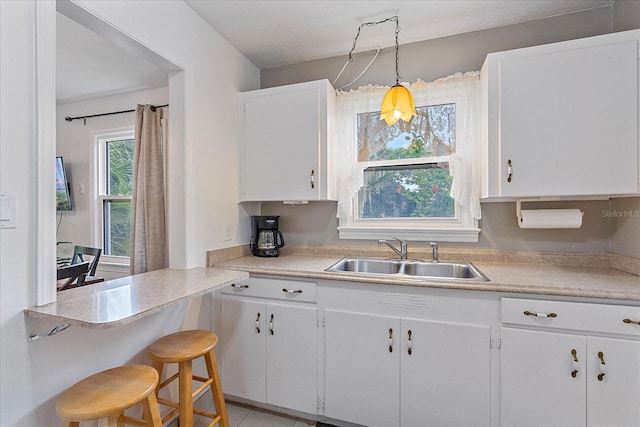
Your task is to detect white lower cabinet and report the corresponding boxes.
[220,297,266,402]
[501,298,640,427]
[324,309,492,427]
[265,301,318,413]
[501,328,587,427]
[219,278,318,414]
[324,310,400,427]
[586,336,640,427]
[218,276,640,427]
[401,317,491,427]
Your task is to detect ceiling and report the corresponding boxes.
[56,12,169,105]
[185,0,614,69]
[57,0,614,104]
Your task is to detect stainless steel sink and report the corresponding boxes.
[326,258,403,274]
[402,261,487,280]
[325,257,488,281]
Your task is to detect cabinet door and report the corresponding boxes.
[401,318,491,427]
[587,336,640,427]
[500,328,586,427]
[495,37,638,197]
[219,297,266,402]
[324,309,401,427]
[266,302,318,414]
[243,87,321,201]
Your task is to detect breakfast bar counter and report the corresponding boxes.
[24,267,249,329]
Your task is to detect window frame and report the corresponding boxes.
[337,87,480,242]
[92,128,135,267]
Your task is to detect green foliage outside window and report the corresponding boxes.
[105,139,134,257]
[105,200,131,257]
[107,140,134,196]
[357,104,456,219]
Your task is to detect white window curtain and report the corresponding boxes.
[336,71,482,225]
[130,104,167,274]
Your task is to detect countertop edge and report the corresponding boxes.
[214,256,640,302]
[24,268,249,329]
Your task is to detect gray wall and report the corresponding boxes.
[260,3,640,255]
[611,198,640,258]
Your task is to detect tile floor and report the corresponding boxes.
[167,393,316,427]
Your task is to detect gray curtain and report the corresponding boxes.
[130,104,166,274]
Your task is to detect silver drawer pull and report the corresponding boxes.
[623,318,640,326]
[524,310,557,318]
[231,283,249,289]
[282,288,303,294]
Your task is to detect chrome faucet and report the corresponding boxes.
[378,238,408,260]
[429,242,439,263]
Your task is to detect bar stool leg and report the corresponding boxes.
[179,359,194,427]
[97,414,119,427]
[142,393,163,427]
[204,351,229,427]
[62,422,79,427]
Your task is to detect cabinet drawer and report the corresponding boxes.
[221,276,317,303]
[502,298,640,337]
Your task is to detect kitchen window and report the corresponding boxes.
[94,129,134,264]
[336,72,482,242]
[357,103,455,220]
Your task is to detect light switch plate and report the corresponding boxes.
[0,192,17,229]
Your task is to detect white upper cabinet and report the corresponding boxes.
[238,79,336,202]
[481,30,640,199]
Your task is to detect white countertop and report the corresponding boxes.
[215,255,640,301]
[24,267,249,328]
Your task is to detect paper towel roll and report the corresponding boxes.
[518,209,583,229]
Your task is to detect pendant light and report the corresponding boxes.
[380,17,416,126]
[335,16,416,126]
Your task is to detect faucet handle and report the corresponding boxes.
[429,242,438,248]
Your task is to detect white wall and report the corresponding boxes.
[73,0,260,268]
[0,1,259,425]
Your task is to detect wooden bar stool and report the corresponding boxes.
[149,329,229,427]
[56,365,162,427]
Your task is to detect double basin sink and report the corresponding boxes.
[325,257,488,282]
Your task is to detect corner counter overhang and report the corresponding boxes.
[24,268,249,329]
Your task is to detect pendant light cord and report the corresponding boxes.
[334,15,400,89]
[393,17,400,84]
[334,49,381,90]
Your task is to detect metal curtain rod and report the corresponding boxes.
[64,104,169,125]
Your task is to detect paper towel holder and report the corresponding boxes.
[516,198,584,224]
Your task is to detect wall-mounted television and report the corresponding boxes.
[56,156,73,211]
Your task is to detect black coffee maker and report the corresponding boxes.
[251,216,285,257]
